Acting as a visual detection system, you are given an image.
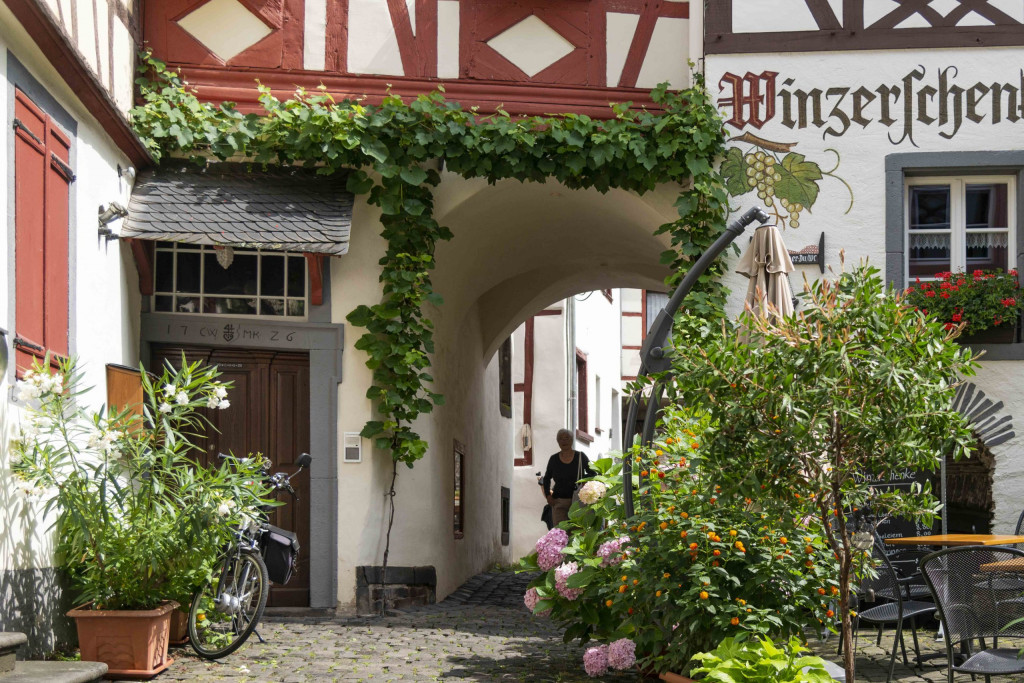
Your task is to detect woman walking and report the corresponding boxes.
[541,428,595,525]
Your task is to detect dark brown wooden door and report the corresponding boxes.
[150,345,311,606]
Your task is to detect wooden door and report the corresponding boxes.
[150,345,311,606]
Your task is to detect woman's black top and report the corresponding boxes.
[543,451,594,499]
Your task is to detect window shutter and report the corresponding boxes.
[14,91,47,372]
[13,89,71,373]
[44,121,71,358]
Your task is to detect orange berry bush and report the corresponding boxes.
[519,407,839,676]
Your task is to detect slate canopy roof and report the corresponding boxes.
[123,162,353,255]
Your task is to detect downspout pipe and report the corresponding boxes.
[622,206,770,517]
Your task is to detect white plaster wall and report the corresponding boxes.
[347,0,405,76]
[0,18,140,574]
[26,0,136,114]
[511,310,567,560]
[635,17,690,90]
[573,290,623,459]
[706,46,1024,526]
[333,171,681,608]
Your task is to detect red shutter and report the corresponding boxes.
[13,89,70,373]
[45,120,71,358]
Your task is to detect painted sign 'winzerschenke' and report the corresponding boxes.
[719,66,1024,145]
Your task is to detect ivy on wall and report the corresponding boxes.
[130,54,729,467]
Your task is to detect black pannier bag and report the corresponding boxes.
[261,525,300,585]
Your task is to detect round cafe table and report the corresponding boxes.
[884,534,1024,547]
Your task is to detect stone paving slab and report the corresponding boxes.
[103,571,1024,682]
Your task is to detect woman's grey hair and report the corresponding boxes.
[556,428,573,441]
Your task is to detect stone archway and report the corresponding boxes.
[945,382,1017,533]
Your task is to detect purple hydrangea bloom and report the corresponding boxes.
[583,644,609,677]
[554,562,583,601]
[596,536,630,566]
[536,527,568,571]
[607,638,637,670]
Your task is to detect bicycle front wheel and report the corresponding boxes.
[188,548,269,659]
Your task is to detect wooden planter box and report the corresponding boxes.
[68,601,177,679]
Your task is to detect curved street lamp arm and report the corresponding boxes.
[622,206,770,517]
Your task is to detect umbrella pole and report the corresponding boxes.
[622,206,769,517]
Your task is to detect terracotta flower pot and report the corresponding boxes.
[68,601,177,679]
[168,607,189,646]
[659,673,696,683]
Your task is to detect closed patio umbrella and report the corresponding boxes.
[736,222,795,322]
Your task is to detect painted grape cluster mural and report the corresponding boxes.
[721,132,853,228]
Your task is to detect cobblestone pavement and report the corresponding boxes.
[807,630,1024,683]
[113,571,1024,682]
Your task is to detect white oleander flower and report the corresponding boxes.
[158,402,172,414]
[18,418,42,441]
[577,480,607,505]
[175,391,189,405]
[216,502,232,517]
[163,384,176,396]
[206,396,220,409]
[16,379,41,402]
[214,385,228,399]
[218,399,230,410]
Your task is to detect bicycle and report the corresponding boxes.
[188,452,312,659]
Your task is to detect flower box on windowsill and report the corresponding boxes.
[958,322,1019,345]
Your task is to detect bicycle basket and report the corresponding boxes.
[260,525,300,584]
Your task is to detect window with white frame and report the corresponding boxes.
[152,243,308,318]
[906,176,1016,280]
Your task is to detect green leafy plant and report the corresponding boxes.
[519,408,839,676]
[11,356,275,610]
[129,51,730,470]
[667,263,977,682]
[690,636,834,683]
[904,268,1023,335]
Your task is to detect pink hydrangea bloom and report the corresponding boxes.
[554,562,583,600]
[524,587,539,611]
[523,587,550,616]
[607,638,637,670]
[536,527,568,571]
[583,644,609,677]
[596,536,630,566]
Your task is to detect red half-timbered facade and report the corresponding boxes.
[143,0,695,116]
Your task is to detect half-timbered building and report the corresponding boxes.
[706,0,1024,538]
[0,0,149,654]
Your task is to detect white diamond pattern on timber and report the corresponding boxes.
[177,0,273,62]
[865,0,1023,28]
[928,0,961,16]
[485,15,576,79]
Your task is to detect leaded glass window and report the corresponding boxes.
[152,243,307,318]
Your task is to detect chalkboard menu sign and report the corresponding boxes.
[864,467,940,548]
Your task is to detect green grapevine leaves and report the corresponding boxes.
[720,147,750,197]
[130,51,729,467]
[774,153,822,209]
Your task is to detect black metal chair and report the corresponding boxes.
[921,545,1024,683]
[852,540,937,683]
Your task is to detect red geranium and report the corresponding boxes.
[904,268,1024,336]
